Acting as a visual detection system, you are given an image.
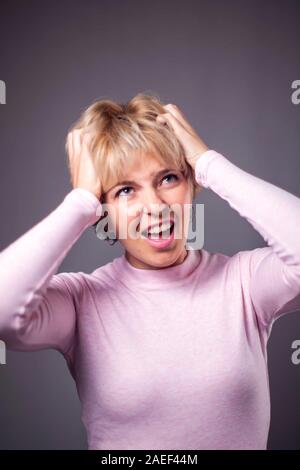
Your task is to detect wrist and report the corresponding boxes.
[73,184,101,201]
[188,146,210,170]
[65,188,102,224]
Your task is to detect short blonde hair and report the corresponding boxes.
[65,92,201,201]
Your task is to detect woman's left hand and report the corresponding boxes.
[156,103,209,170]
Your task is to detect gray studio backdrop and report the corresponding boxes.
[0,0,299,450]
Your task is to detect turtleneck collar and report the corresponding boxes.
[112,247,203,289]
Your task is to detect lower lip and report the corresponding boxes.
[141,225,175,249]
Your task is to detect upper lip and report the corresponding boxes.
[141,218,175,235]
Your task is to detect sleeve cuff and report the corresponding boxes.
[63,188,102,225]
[194,149,224,188]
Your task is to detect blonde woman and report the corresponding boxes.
[0,93,299,450]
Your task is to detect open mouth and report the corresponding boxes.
[141,221,175,240]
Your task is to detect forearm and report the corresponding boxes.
[0,188,101,330]
[195,150,300,282]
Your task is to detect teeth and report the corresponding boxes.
[148,222,172,235]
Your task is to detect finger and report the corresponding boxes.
[81,133,96,165]
[72,129,83,158]
[156,111,186,138]
[163,103,188,122]
[66,133,74,185]
[81,130,94,151]
[163,104,196,135]
[66,133,74,178]
[81,142,92,167]
[69,130,82,187]
[66,132,73,157]
[69,130,77,158]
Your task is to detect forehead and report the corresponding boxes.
[103,149,181,195]
[120,152,171,180]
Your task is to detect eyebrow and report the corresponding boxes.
[111,168,178,191]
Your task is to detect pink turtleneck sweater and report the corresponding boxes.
[0,149,300,450]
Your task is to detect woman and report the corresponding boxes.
[0,93,299,450]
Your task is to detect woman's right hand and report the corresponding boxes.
[66,128,102,200]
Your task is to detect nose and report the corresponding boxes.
[141,188,164,210]
[141,188,170,221]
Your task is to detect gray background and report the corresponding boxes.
[0,0,299,450]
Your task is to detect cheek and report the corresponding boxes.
[159,185,191,238]
[168,185,192,215]
[169,181,191,203]
[175,187,192,234]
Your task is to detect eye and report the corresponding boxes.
[115,186,134,198]
[161,173,179,185]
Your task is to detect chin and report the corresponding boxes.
[123,237,187,270]
[144,243,185,266]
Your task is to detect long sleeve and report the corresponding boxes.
[195,149,300,329]
[0,188,102,354]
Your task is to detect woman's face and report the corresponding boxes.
[103,153,193,269]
